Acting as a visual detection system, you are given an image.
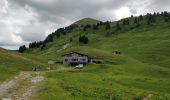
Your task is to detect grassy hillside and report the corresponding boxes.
[9,12,170,99]
[0,49,47,82]
[27,13,170,68]
[74,18,100,26]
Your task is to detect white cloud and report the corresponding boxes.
[115,6,132,20]
[0,0,57,49]
[0,0,8,13]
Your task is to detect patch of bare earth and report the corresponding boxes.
[0,72,44,100]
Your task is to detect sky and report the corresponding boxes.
[0,0,170,50]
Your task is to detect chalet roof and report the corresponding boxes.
[62,52,90,57]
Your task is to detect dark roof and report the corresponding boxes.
[62,52,90,57]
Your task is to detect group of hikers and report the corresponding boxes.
[32,65,42,71]
[32,65,52,71]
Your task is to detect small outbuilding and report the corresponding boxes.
[112,51,121,55]
[48,59,55,65]
[62,52,92,65]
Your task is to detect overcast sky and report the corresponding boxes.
[0,0,170,50]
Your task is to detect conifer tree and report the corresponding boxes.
[19,45,26,53]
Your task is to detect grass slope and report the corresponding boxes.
[74,18,100,26]
[0,49,47,82]
[5,15,170,99]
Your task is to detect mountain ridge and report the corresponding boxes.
[73,17,100,25]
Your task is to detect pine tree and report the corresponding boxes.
[134,18,138,23]
[93,24,98,30]
[116,23,121,31]
[123,19,129,25]
[41,43,46,50]
[56,33,60,38]
[79,35,89,44]
[139,15,143,21]
[105,22,111,30]
[19,45,26,53]
[70,38,73,42]
[146,13,155,24]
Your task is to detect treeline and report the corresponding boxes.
[106,11,170,33]
[82,11,170,33]
[18,11,170,53]
[43,24,78,44]
[123,11,170,26]
[18,24,79,53]
[82,21,111,31]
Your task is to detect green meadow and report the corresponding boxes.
[1,14,170,99]
[0,49,47,82]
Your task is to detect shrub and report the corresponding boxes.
[70,38,73,42]
[79,35,89,44]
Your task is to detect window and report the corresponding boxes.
[82,59,86,61]
[65,59,68,61]
[72,59,78,61]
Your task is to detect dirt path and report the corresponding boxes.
[0,72,44,100]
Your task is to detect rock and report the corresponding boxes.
[1,98,11,100]
[31,76,44,84]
